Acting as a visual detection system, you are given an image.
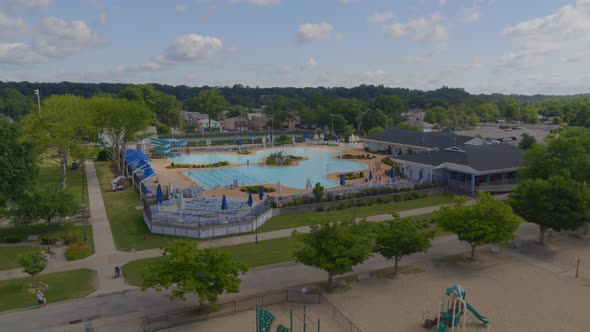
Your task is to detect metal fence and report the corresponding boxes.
[142,288,361,332]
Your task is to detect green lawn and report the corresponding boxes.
[38,159,88,206]
[122,237,300,287]
[95,162,175,251]
[258,194,456,232]
[0,246,38,271]
[0,268,97,312]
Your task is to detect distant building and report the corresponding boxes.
[362,127,473,155]
[196,119,221,132]
[224,116,250,131]
[401,120,434,132]
[181,111,206,125]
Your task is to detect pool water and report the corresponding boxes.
[171,147,367,189]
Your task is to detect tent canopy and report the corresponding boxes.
[124,149,150,165]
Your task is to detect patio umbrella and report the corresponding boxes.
[418,169,424,182]
[340,174,346,186]
[156,184,163,205]
[390,167,395,179]
[221,194,228,211]
[369,170,373,181]
[258,186,264,200]
[305,178,312,190]
[247,191,253,207]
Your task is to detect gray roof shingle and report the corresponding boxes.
[365,128,473,149]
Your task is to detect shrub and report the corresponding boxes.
[240,186,276,193]
[65,241,92,261]
[96,149,110,161]
[5,235,25,243]
[316,205,325,212]
[61,231,80,245]
[393,195,402,202]
[337,203,346,210]
[40,236,58,245]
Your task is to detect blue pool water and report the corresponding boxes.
[171,147,367,189]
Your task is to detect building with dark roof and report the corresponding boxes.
[392,143,523,196]
[362,127,474,155]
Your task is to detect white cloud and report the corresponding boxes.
[405,42,448,62]
[0,11,28,38]
[361,69,386,81]
[316,71,334,84]
[463,9,480,22]
[9,0,52,9]
[300,57,319,70]
[368,11,394,25]
[495,50,549,71]
[297,23,343,42]
[0,42,44,63]
[175,4,186,13]
[35,17,101,57]
[384,13,448,42]
[115,33,225,73]
[231,0,279,6]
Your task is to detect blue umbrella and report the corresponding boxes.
[156,184,163,205]
[247,191,253,207]
[369,170,373,181]
[258,186,264,200]
[389,167,395,179]
[221,194,228,211]
[418,169,424,182]
[339,174,345,186]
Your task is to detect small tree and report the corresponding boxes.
[141,240,247,305]
[312,182,324,203]
[518,135,536,149]
[193,89,229,132]
[293,221,374,288]
[510,176,588,245]
[18,250,47,280]
[434,193,520,260]
[373,217,433,274]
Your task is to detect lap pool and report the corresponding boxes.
[170,147,367,189]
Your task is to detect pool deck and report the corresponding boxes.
[148,144,393,199]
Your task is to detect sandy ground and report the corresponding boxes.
[165,303,344,332]
[326,233,590,332]
[148,144,393,200]
[456,125,552,146]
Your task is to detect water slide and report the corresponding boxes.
[150,137,187,157]
[465,303,489,325]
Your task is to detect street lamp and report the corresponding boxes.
[330,114,335,137]
[34,89,41,112]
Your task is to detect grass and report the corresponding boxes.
[0,246,38,271]
[257,194,456,233]
[38,159,88,206]
[95,161,173,251]
[0,268,97,312]
[121,237,300,287]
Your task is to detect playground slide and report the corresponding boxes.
[466,303,489,325]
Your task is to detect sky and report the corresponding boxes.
[1,0,590,95]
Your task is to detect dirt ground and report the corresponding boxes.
[327,232,590,332]
[165,302,345,332]
[148,144,391,200]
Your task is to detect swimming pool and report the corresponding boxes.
[172,147,367,189]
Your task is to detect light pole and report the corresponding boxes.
[330,114,335,138]
[81,158,88,242]
[271,116,275,146]
[34,89,41,112]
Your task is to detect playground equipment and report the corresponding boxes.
[257,305,320,332]
[150,137,187,157]
[422,284,489,332]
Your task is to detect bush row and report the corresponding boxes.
[240,186,276,193]
[340,154,375,160]
[167,161,230,169]
[315,191,429,212]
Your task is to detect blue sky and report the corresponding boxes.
[1,0,590,94]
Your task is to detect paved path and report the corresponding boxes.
[0,223,541,331]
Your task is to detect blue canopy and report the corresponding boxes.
[221,195,228,211]
[258,186,264,200]
[339,174,345,186]
[237,139,242,146]
[247,192,253,207]
[369,170,373,181]
[142,167,155,180]
[418,169,424,182]
[156,184,163,205]
[124,149,150,165]
[389,167,395,179]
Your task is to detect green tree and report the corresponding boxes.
[293,221,375,288]
[21,95,92,189]
[0,120,38,209]
[367,126,385,136]
[312,182,324,202]
[120,84,181,127]
[373,217,433,274]
[397,123,420,131]
[424,106,448,125]
[18,250,46,280]
[510,176,588,245]
[329,98,364,132]
[0,89,34,121]
[361,108,389,132]
[434,193,520,260]
[87,95,154,176]
[141,240,247,304]
[299,106,317,126]
[193,89,229,132]
[226,104,248,118]
[518,135,537,149]
[370,95,405,124]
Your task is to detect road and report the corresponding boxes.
[0,223,539,331]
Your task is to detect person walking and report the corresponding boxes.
[36,290,45,307]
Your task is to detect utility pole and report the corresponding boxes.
[81,158,88,242]
[34,89,41,112]
[330,114,335,139]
